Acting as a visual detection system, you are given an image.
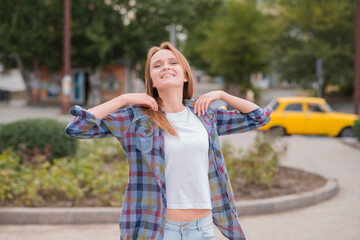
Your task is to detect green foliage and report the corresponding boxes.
[197,0,278,84]
[70,0,126,68]
[0,131,288,206]
[0,118,78,160]
[0,0,221,72]
[0,0,63,70]
[338,85,354,98]
[223,133,287,188]
[354,119,360,142]
[275,0,355,88]
[121,0,222,69]
[0,138,128,207]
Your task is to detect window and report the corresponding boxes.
[267,100,279,111]
[272,101,279,111]
[284,103,302,112]
[308,104,324,113]
[326,103,333,112]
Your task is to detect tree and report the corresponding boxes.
[195,0,277,86]
[120,0,223,70]
[70,1,126,69]
[275,0,355,90]
[183,0,223,71]
[0,1,63,71]
[0,0,221,73]
[0,0,63,103]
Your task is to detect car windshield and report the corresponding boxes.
[326,103,333,112]
[267,100,279,111]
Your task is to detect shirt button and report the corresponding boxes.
[142,132,146,136]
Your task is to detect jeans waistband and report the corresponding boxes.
[165,214,213,231]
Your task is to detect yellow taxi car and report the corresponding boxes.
[260,97,359,137]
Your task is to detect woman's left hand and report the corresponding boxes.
[194,90,224,116]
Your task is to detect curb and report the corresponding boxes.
[0,179,339,225]
[236,178,338,216]
[0,207,121,225]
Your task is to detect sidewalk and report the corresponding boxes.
[0,100,73,125]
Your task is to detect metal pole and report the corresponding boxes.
[61,0,71,114]
[354,0,360,115]
[170,24,176,47]
[316,58,323,98]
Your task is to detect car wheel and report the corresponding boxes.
[268,126,286,137]
[339,127,354,138]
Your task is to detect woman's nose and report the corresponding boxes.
[161,64,170,71]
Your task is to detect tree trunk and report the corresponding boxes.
[13,52,31,104]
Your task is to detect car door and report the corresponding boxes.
[305,103,329,135]
[281,103,306,134]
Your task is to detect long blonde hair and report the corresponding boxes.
[143,42,194,136]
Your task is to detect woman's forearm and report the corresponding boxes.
[87,95,127,120]
[221,92,259,113]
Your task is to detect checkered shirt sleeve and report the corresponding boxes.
[65,105,134,139]
[213,107,272,136]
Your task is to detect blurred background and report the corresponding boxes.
[0,0,358,113]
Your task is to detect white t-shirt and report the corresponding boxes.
[164,106,212,209]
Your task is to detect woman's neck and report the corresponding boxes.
[158,90,185,113]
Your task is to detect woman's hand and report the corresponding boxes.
[88,93,158,119]
[123,93,158,111]
[194,91,224,116]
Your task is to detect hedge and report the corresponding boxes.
[0,118,78,159]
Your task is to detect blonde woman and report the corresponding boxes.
[66,42,272,240]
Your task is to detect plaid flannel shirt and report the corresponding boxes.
[65,99,272,240]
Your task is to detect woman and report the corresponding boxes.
[66,42,272,240]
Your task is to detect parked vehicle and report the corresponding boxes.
[260,97,359,137]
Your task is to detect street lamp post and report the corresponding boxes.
[169,24,176,47]
[61,0,71,114]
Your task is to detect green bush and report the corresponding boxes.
[0,138,128,207]
[0,118,78,159]
[338,84,353,97]
[223,133,287,188]
[354,118,360,142]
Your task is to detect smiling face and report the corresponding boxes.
[149,49,188,92]
[145,42,194,100]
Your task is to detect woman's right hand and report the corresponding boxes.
[123,93,158,111]
[88,93,158,119]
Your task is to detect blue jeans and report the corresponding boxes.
[164,214,215,240]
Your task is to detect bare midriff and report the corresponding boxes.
[166,209,212,222]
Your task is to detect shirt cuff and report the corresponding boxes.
[69,105,102,126]
[247,107,273,122]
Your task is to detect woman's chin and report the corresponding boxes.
[156,81,184,90]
